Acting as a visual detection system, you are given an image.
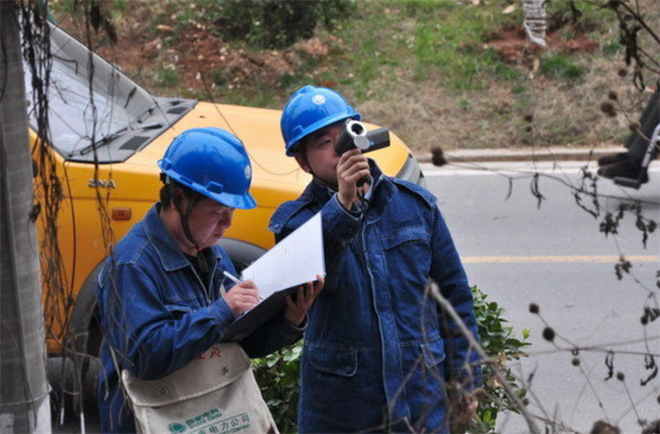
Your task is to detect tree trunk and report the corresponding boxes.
[0,1,51,433]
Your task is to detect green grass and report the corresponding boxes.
[540,53,586,81]
[402,0,459,16]
[330,0,526,96]
[156,69,181,88]
[602,37,623,56]
[408,3,521,90]
[220,80,280,108]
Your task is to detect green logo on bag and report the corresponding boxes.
[168,422,187,433]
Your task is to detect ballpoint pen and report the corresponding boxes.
[223,271,263,301]
[223,270,243,286]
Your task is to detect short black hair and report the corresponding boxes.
[159,178,200,209]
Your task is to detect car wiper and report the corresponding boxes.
[76,122,164,156]
[76,127,130,156]
[135,104,158,124]
[75,103,163,156]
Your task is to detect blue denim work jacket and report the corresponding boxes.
[97,204,302,433]
[269,162,481,433]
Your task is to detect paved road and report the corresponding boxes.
[425,160,660,433]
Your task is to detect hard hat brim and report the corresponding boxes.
[210,191,257,210]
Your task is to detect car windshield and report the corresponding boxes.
[24,24,157,157]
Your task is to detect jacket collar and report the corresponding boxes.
[363,165,397,225]
[143,204,224,272]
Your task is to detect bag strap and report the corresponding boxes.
[108,345,133,406]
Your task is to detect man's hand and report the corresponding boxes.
[337,149,370,210]
[284,275,325,326]
[223,279,260,318]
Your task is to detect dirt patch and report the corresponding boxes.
[486,28,599,68]
[75,24,336,92]
[55,4,338,92]
[169,30,333,90]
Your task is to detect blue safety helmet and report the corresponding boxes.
[280,85,361,156]
[158,127,257,210]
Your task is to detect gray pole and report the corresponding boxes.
[0,1,52,433]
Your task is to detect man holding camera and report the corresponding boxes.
[269,86,481,433]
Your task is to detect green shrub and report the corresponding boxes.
[546,0,615,33]
[253,285,530,433]
[470,286,530,432]
[214,0,353,49]
[252,343,302,434]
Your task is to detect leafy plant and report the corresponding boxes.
[253,285,530,433]
[253,343,302,434]
[470,285,530,432]
[546,0,615,33]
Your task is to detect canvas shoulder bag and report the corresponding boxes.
[120,343,278,434]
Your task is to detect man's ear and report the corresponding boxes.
[294,153,312,174]
[172,187,188,213]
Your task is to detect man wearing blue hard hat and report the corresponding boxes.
[96,127,323,433]
[270,86,481,433]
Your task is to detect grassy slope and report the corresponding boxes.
[50,0,659,154]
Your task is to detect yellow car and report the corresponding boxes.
[30,25,425,380]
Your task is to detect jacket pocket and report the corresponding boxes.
[307,345,358,377]
[420,337,446,369]
[381,227,430,250]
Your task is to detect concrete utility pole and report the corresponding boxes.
[522,0,547,47]
[0,1,52,433]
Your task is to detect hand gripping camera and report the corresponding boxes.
[334,119,391,187]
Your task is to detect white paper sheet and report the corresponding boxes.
[241,212,325,300]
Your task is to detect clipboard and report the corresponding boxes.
[220,212,325,342]
[220,286,299,342]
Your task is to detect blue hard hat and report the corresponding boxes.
[158,128,257,210]
[280,85,361,156]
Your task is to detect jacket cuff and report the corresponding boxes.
[284,315,307,331]
[276,313,306,341]
[333,193,362,217]
[322,194,361,237]
[208,298,236,329]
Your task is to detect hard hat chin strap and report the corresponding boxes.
[180,196,202,250]
[179,195,211,275]
[168,179,203,251]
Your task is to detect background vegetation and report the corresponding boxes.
[49,0,658,155]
